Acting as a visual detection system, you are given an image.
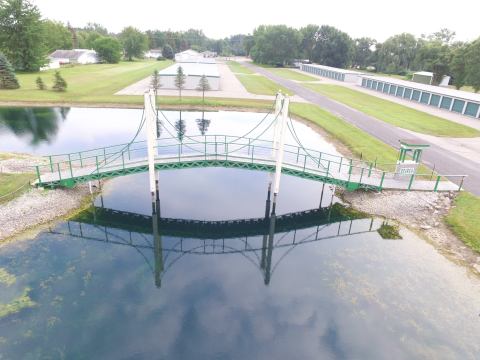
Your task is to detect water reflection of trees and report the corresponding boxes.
[175,111,186,142]
[196,111,211,135]
[0,107,68,146]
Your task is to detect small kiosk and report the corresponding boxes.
[395,140,430,179]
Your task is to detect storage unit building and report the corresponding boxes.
[300,63,364,83]
[159,62,220,90]
[359,75,480,119]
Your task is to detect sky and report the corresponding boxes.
[34,0,480,42]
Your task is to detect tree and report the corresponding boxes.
[250,25,300,65]
[465,38,480,92]
[0,0,47,71]
[0,52,19,89]
[42,20,72,53]
[174,66,186,101]
[376,33,417,74]
[52,71,67,92]
[162,44,174,59]
[311,25,354,68]
[299,24,319,60]
[449,43,467,90]
[413,38,451,84]
[36,76,45,90]
[93,36,122,63]
[353,37,376,69]
[196,75,210,103]
[151,69,162,94]
[119,26,148,61]
[243,35,254,57]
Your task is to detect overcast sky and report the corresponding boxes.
[34,0,480,42]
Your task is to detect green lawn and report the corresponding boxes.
[446,192,480,253]
[0,173,34,203]
[235,74,293,96]
[304,84,480,138]
[266,68,318,82]
[226,61,255,74]
[0,60,172,104]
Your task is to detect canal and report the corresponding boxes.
[0,107,479,359]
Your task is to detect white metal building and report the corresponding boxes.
[145,49,163,59]
[300,63,364,83]
[360,75,480,119]
[175,49,216,64]
[158,62,220,90]
[48,49,98,65]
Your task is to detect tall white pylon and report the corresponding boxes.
[270,92,289,215]
[145,89,158,208]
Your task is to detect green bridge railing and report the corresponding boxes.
[33,135,466,192]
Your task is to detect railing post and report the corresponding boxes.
[251,145,254,163]
[368,162,373,177]
[326,160,331,176]
[103,147,107,163]
[127,144,131,160]
[95,155,99,175]
[359,168,364,184]
[296,147,300,163]
[433,175,441,192]
[407,174,415,191]
[303,154,307,171]
[348,159,353,175]
[204,135,207,160]
[178,143,181,161]
[79,152,83,167]
[338,157,343,172]
[379,171,385,190]
[458,176,464,191]
[69,157,74,179]
[35,165,41,184]
[318,152,322,168]
[57,163,62,180]
[122,150,125,170]
[49,156,54,172]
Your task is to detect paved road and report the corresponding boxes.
[242,62,480,195]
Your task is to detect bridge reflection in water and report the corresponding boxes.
[50,192,382,288]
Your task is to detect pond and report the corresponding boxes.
[1,108,480,359]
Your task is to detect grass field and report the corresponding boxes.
[0,173,34,204]
[235,74,293,96]
[266,68,318,82]
[446,192,480,253]
[303,84,480,138]
[226,61,255,74]
[0,60,172,104]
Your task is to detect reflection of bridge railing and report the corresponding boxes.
[33,135,463,192]
[72,204,358,239]
[51,204,382,287]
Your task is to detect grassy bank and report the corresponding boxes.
[0,60,172,104]
[226,61,293,96]
[303,84,479,138]
[0,173,34,204]
[446,192,480,252]
[266,68,318,82]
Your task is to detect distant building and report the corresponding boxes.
[145,49,163,59]
[202,51,217,58]
[175,49,215,64]
[158,62,220,90]
[48,49,98,65]
[412,71,434,85]
[300,63,364,83]
[359,75,480,119]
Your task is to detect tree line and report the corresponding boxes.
[1,0,479,91]
[248,25,480,91]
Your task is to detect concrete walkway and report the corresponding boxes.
[117,61,307,103]
[241,61,480,196]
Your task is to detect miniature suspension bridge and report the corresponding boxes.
[33,91,466,204]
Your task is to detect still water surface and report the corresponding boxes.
[0,108,479,359]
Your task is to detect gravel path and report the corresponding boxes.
[342,190,480,274]
[0,185,90,242]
